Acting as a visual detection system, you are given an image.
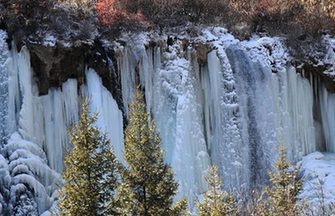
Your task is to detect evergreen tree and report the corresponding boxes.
[97,136,121,216]
[265,145,302,216]
[58,100,119,216]
[119,90,188,216]
[196,166,238,216]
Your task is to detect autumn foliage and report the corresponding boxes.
[95,0,150,29]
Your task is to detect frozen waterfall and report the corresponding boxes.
[1,40,124,214]
[117,34,318,195]
[0,28,335,214]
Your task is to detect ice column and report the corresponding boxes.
[268,67,316,161]
[85,68,124,161]
[7,46,45,148]
[319,83,335,152]
[118,47,136,116]
[205,49,249,190]
[41,79,79,173]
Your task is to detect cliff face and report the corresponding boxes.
[0,28,335,215]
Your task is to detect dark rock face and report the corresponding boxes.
[27,41,124,113]
[298,63,335,93]
[85,40,124,114]
[28,44,86,95]
[194,43,212,65]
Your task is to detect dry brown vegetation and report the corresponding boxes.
[2,0,98,43]
[116,0,335,38]
[2,0,335,47]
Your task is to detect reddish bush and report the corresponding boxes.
[95,0,150,29]
[95,0,119,25]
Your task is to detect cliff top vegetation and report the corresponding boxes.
[1,0,335,49]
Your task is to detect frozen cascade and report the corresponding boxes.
[121,43,211,204]
[4,46,71,214]
[7,43,21,136]
[41,81,79,173]
[274,67,316,159]
[7,44,80,172]
[85,68,124,161]
[0,28,335,213]
[1,44,124,214]
[118,34,322,201]
[204,49,248,190]
[241,37,316,162]
[219,41,316,189]
[6,44,123,172]
[159,46,210,202]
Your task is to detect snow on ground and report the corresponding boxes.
[300,152,335,207]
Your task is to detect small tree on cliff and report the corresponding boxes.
[58,100,120,215]
[119,90,188,215]
[196,166,238,216]
[265,145,302,216]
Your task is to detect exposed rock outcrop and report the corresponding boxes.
[27,41,124,113]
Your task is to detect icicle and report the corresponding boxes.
[118,47,136,116]
[62,79,79,125]
[41,89,67,172]
[7,43,21,136]
[40,79,78,172]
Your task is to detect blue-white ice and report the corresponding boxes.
[0,31,9,145]
[117,30,330,201]
[0,39,124,214]
[0,28,335,214]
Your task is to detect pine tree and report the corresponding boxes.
[196,166,238,216]
[119,90,188,216]
[266,145,302,216]
[97,136,121,215]
[58,100,119,216]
